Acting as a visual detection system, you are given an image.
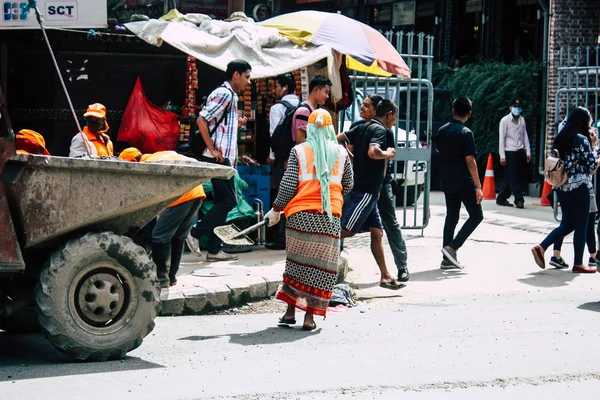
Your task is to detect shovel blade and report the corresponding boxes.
[213,224,254,246]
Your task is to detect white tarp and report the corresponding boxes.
[0,0,107,29]
[125,16,341,97]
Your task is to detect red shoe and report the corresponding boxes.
[572,265,597,273]
[531,245,545,269]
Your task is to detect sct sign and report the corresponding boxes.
[1,0,106,28]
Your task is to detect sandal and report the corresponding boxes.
[278,316,296,325]
[379,279,406,290]
[302,322,317,331]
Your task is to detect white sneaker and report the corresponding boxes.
[206,250,239,262]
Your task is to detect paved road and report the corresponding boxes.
[3,198,600,400]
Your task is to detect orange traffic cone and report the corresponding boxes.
[534,180,553,206]
[482,154,496,200]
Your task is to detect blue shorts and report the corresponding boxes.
[341,191,383,233]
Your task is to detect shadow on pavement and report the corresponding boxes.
[517,270,576,288]
[179,326,320,346]
[406,269,467,282]
[0,332,163,382]
[577,302,600,313]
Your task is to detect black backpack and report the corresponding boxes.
[189,85,233,157]
[270,101,310,160]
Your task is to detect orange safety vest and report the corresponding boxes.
[140,151,206,208]
[284,143,346,218]
[81,127,114,156]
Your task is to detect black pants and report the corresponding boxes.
[553,212,597,255]
[378,181,408,275]
[498,150,527,205]
[271,159,287,245]
[191,156,236,254]
[541,185,590,265]
[443,186,484,250]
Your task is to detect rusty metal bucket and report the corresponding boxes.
[2,154,234,251]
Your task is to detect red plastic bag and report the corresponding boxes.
[117,77,180,153]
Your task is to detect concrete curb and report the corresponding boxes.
[158,250,286,316]
[159,249,350,316]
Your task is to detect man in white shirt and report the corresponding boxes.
[497,99,531,209]
[267,73,299,250]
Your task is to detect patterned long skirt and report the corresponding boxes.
[275,211,341,317]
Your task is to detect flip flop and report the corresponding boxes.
[379,280,406,290]
[278,316,296,325]
[302,322,317,331]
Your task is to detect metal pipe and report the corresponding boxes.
[537,0,549,176]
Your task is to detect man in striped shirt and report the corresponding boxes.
[192,59,251,261]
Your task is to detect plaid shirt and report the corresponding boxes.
[199,81,239,165]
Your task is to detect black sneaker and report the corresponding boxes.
[496,200,514,207]
[549,256,569,269]
[440,259,456,269]
[398,268,410,282]
[589,257,598,267]
[441,246,464,269]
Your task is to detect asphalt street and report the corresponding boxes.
[2,192,600,400]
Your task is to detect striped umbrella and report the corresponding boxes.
[261,10,410,78]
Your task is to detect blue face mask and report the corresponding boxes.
[512,108,522,116]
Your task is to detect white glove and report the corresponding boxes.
[265,209,281,227]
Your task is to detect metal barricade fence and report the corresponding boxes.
[552,46,600,221]
[339,31,434,232]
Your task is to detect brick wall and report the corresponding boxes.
[546,0,600,152]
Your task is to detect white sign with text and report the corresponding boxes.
[1,0,106,29]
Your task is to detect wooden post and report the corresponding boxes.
[228,0,245,16]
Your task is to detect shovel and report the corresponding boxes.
[214,218,271,247]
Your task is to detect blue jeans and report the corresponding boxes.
[443,186,484,250]
[378,181,408,274]
[541,184,590,265]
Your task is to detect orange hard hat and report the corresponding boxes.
[83,103,107,119]
[16,129,50,155]
[119,147,142,162]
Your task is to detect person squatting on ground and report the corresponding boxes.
[190,59,251,262]
[266,73,300,250]
[497,99,531,209]
[119,148,206,288]
[532,107,600,273]
[550,119,599,270]
[340,99,405,290]
[265,109,353,331]
[337,94,409,282]
[69,103,114,158]
[436,96,484,269]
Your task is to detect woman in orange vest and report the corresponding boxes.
[119,147,206,288]
[265,109,354,330]
[69,103,114,158]
[15,129,50,155]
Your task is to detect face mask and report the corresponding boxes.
[86,117,105,131]
[512,108,522,116]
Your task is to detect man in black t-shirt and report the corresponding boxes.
[437,96,484,270]
[341,100,405,290]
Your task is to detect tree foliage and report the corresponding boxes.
[433,61,542,164]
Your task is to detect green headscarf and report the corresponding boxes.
[306,112,340,219]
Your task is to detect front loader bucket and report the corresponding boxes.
[2,154,234,250]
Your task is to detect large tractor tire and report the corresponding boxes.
[36,232,161,361]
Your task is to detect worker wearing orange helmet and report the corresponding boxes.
[119,147,206,288]
[15,129,50,155]
[69,103,114,158]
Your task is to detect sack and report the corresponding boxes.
[544,149,568,187]
[117,77,180,153]
[189,86,233,157]
[323,56,354,112]
[270,101,309,160]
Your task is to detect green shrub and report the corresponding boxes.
[433,61,542,166]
